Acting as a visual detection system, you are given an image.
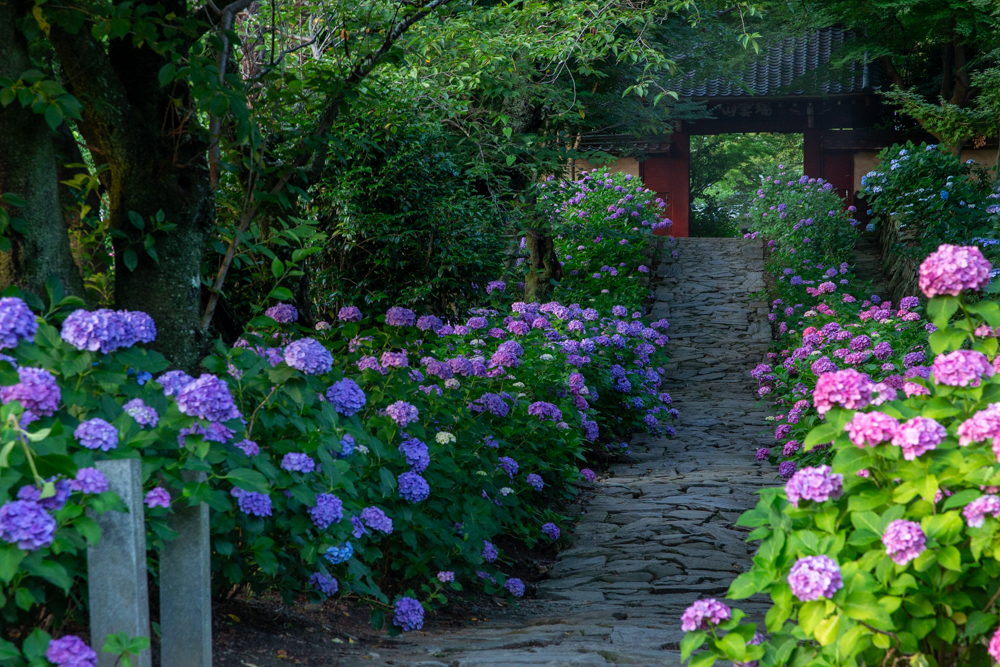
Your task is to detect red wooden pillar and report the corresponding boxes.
[803,129,822,179]
[640,133,690,237]
[821,150,855,209]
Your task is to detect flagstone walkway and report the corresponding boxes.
[349,237,775,666]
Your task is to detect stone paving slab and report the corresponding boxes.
[352,238,772,666]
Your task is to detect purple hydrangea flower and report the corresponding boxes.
[580,468,597,482]
[45,636,98,667]
[74,418,118,452]
[882,519,926,565]
[0,297,36,349]
[498,456,519,478]
[17,478,71,511]
[310,493,344,529]
[281,452,316,473]
[483,540,498,562]
[385,307,416,327]
[386,400,419,427]
[526,473,544,490]
[393,596,424,631]
[145,487,171,509]
[72,468,109,494]
[326,378,367,417]
[963,495,1000,527]
[527,401,562,421]
[437,571,455,582]
[284,338,333,375]
[788,555,843,601]
[784,465,843,507]
[338,306,362,322]
[417,315,444,331]
[360,506,393,533]
[778,460,797,479]
[123,398,158,427]
[158,369,194,396]
[398,472,430,503]
[0,499,56,550]
[175,374,240,422]
[235,439,260,456]
[680,599,732,631]
[541,522,560,540]
[309,572,339,597]
[231,488,272,517]
[60,309,130,353]
[756,447,770,461]
[265,302,298,323]
[505,578,525,597]
[1,366,60,417]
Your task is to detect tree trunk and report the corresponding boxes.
[523,225,562,302]
[48,3,212,371]
[0,4,86,301]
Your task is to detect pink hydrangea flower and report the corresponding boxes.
[903,382,930,397]
[882,519,926,565]
[680,598,731,631]
[960,405,1000,445]
[918,244,992,297]
[892,417,946,460]
[990,628,1000,664]
[844,411,900,447]
[784,465,843,507]
[931,350,994,387]
[787,555,843,601]
[812,369,873,415]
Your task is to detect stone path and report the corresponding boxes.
[349,238,774,666]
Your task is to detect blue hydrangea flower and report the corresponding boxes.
[505,578,525,597]
[157,369,194,396]
[123,398,158,428]
[281,452,316,474]
[526,474,544,490]
[398,438,429,472]
[0,366,60,417]
[542,522,561,541]
[72,468,109,494]
[360,506,393,533]
[231,488,272,517]
[325,542,354,564]
[338,434,355,458]
[483,540,498,562]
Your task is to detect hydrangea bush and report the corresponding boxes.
[683,193,1000,663]
[0,172,674,656]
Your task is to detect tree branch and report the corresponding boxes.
[209,0,257,189]
[199,0,454,331]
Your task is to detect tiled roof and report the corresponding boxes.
[673,27,877,98]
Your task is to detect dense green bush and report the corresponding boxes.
[862,143,1000,265]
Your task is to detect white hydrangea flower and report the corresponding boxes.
[476,471,488,476]
[444,378,461,389]
[512,382,525,388]
[356,444,370,455]
[539,354,554,361]
[436,432,456,445]
[499,487,514,496]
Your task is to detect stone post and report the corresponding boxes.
[87,459,152,667]
[159,471,212,667]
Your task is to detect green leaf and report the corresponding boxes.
[43,103,63,130]
[0,543,25,583]
[158,63,176,87]
[226,468,269,494]
[268,286,293,300]
[727,570,768,599]
[680,631,706,661]
[927,296,960,329]
[937,545,962,571]
[799,600,828,634]
[271,258,285,280]
[123,249,138,272]
[688,651,717,667]
[964,611,996,638]
[128,210,145,231]
[0,638,21,660]
[804,422,841,450]
[505,154,516,166]
[970,301,1000,328]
